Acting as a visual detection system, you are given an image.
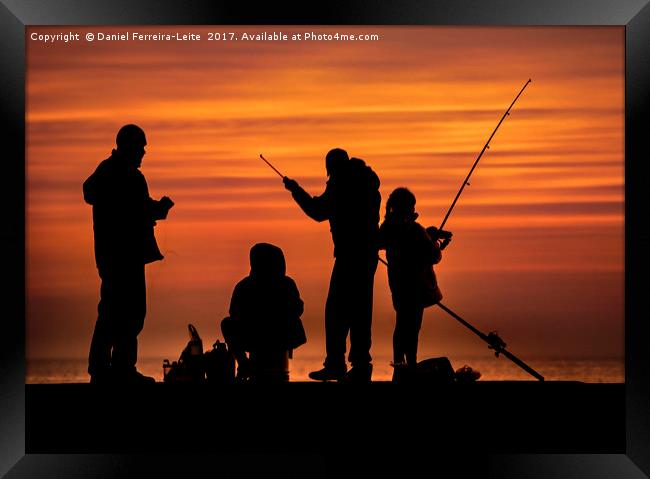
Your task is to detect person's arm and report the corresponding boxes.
[285,277,306,352]
[224,283,249,364]
[420,225,442,265]
[228,281,247,320]
[146,196,174,221]
[140,173,174,221]
[283,177,330,222]
[286,278,305,318]
[377,221,389,251]
[431,239,442,265]
[83,163,105,205]
[82,175,97,205]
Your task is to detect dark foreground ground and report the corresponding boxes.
[26,381,623,454]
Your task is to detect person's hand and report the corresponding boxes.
[439,236,451,251]
[160,196,174,211]
[428,226,453,250]
[425,226,439,241]
[283,177,299,192]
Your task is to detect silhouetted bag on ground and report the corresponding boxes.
[455,364,481,383]
[204,340,235,384]
[163,324,206,383]
[416,357,456,383]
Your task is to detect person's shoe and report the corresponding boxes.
[308,366,347,382]
[340,364,373,383]
[89,370,113,385]
[131,370,156,384]
[390,361,406,383]
[391,362,415,384]
[235,357,253,382]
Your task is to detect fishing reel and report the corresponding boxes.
[487,331,507,357]
[426,226,453,250]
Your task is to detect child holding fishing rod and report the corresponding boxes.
[376,79,545,383]
[378,187,450,383]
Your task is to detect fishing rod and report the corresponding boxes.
[380,81,538,378]
[380,256,542,378]
[260,143,541,379]
[381,80,532,261]
[379,247,543,379]
[436,302,544,381]
[259,154,285,178]
[438,79,531,232]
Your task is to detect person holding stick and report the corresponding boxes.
[271,149,381,382]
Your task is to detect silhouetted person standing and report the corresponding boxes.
[378,188,444,382]
[221,243,306,382]
[83,124,174,384]
[283,149,380,382]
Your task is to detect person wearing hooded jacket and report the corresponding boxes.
[378,187,444,382]
[283,148,381,382]
[83,124,174,384]
[221,243,305,382]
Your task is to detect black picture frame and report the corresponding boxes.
[2,1,649,477]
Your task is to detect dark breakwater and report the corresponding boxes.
[26,381,623,454]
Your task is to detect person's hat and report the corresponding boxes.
[325,148,349,176]
[116,124,146,149]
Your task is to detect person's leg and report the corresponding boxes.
[310,260,348,380]
[322,259,348,372]
[88,320,113,380]
[221,316,250,379]
[221,316,247,362]
[347,255,377,369]
[111,264,146,378]
[88,268,119,381]
[393,307,407,366]
[250,349,289,383]
[404,306,424,367]
[391,306,409,383]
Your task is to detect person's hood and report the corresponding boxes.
[249,242,286,278]
[83,151,135,205]
[338,157,380,191]
[83,176,99,206]
[82,154,114,205]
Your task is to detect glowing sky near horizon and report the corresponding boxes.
[26,27,624,369]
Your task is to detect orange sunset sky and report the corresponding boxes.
[26,26,624,369]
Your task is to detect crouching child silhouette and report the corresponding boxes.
[221,243,306,382]
[378,188,446,383]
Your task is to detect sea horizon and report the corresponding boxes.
[26,354,624,384]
